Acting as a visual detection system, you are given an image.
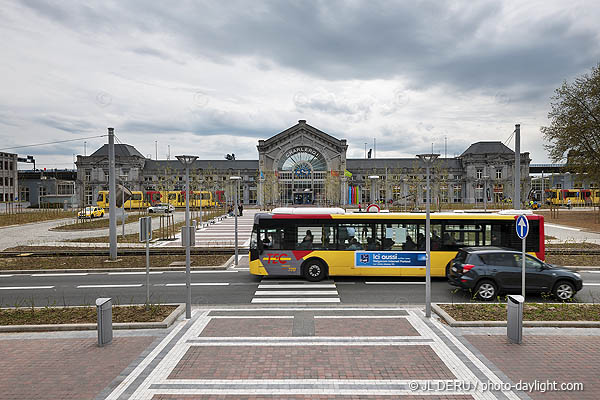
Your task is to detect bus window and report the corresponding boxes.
[337,223,379,250]
[295,225,337,250]
[443,223,484,248]
[297,226,319,250]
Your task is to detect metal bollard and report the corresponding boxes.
[507,295,524,344]
[96,297,113,347]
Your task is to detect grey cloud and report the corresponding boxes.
[22,1,600,97]
[294,92,373,120]
[33,114,95,134]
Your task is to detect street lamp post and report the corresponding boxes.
[120,175,127,238]
[176,155,198,320]
[417,153,439,318]
[368,175,379,205]
[230,176,242,267]
[483,175,489,212]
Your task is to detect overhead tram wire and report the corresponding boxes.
[0,134,107,152]
[504,128,516,147]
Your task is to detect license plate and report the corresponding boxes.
[451,266,457,272]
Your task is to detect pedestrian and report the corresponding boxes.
[567,198,572,209]
[238,203,243,216]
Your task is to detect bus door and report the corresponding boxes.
[257,225,298,276]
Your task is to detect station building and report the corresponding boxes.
[75,120,532,207]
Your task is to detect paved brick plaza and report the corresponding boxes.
[0,336,156,400]
[102,308,525,399]
[465,335,600,400]
[3,308,598,399]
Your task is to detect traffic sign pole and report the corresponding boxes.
[522,236,526,298]
[515,215,529,300]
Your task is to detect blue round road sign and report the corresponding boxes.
[516,215,529,239]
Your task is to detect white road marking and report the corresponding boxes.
[0,286,54,290]
[583,271,600,274]
[254,290,339,296]
[76,284,143,288]
[251,297,341,303]
[31,273,88,277]
[0,275,14,278]
[583,283,600,286]
[164,282,229,286]
[545,223,581,231]
[108,272,163,275]
[365,281,426,285]
[191,270,238,274]
[258,284,336,289]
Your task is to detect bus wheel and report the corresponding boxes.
[303,259,326,282]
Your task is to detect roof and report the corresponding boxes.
[90,144,146,158]
[260,120,347,150]
[346,158,462,170]
[143,159,259,172]
[460,142,514,157]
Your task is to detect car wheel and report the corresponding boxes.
[553,280,575,301]
[445,262,451,279]
[303,259,327,282]
[474,279,497,301]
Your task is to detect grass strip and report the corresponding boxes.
[0,254,230,270]
[0,305,176,325]
[0,211,76,227]
[52,214,148,231]
[546,254,600,266]
[440,303,600,321]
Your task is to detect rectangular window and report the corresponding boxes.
[20,187,30,202]
[337,222,380,251]
[496,169,502,179]
[259,226,295,250]
[58,182,74,195]
[476,169,483,180]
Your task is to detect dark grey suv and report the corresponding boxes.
[447,247,583,301]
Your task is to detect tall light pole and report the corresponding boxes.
[483,174,489,212]
[417,153,439,318]
[230,176,242,267]
[176,155,198,320]
[119,175,127,238]
[368,175,379,204]
[514,124,521,210]
[108,128,117,260]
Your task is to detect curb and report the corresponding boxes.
[432,303,600,327]
[223,254,236,269]
[562,266,600,271]
[0,265,230,275]
[0,303,185,333]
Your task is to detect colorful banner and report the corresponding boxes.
[354,251,427,268]
[344,169,353,177]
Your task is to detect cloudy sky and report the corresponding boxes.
[1,0,599,169]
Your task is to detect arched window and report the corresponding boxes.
[279,149,327,172]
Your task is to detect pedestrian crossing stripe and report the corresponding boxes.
[251,280,341,304]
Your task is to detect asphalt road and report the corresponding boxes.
[1,262,599,306]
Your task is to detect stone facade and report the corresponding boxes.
[75,121,531,208]
[0,152,18,204]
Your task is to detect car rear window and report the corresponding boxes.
[454,250,468,263]
[465,254,483,265]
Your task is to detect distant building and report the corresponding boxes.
[75,121,532,207]
[18,169,77,208]
[0,152,18,203]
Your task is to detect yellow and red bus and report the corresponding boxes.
[249,208,545,281]
[97,190,215,209]
[545,188,600,206]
